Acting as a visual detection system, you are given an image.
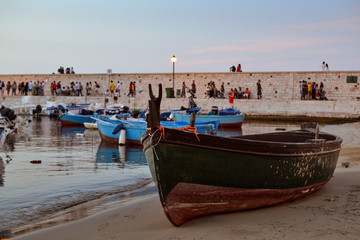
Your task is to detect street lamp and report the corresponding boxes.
[171,55,177,98]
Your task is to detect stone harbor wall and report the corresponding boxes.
[0,71,359,119]
[0,71,359,101]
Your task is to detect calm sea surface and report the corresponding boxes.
[0,117,306,237]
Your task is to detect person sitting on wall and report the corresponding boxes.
[236,64,242,72]
[243,88,250,99]
[238,87,244,98]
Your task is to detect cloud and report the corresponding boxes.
[185,38,325,55]
[179,58,241,67]
[185,16,360,57]
[281,16,360,33]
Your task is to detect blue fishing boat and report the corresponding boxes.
[95,117,219,145]
[160,107,201,119]
[218,108,241,115]
[60,104,130,126]
[60,112,96,126]
[173,110,245,128]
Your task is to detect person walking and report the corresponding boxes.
[181,82,188,98]
[127,82,133,97]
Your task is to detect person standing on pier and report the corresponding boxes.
[190,80,196,98]
[229,88,234,108]
[6,81,11,96]
[256,80,263,99]
[116,81,121,95]
[11,81,17,96]
[29,81,33,95]
[110,80,115,97]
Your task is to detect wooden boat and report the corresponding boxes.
[60,112,95,126]
[141,84,343,226]
[60,104,129,126]
[96,116,219,146]
[173,108,244,128]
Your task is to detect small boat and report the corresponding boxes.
[95,116,219,146]
[173,108,244,128]
[84,122,98,129]
[60,111,96,126]
[141,84,343,226]
[161,107,201,119]
[218,107,240,115]
[60,104,129,126]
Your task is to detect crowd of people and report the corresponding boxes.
[0,80,46,96]
[57,66,75,74]
[300,80,327,101]
[49,80,103,96]
[202,80,254,100]
[0,76,331,103]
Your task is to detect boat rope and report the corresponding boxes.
[149,128,163,162]
[178,126,200,142]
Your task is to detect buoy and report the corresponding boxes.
[119,145,126,163]
[119,129,126,146]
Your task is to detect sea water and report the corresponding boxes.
[0,117,152,237]
[0,117,302,237]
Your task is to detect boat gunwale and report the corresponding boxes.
[142,128,342,157]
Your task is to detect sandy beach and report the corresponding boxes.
[14,122,360,240]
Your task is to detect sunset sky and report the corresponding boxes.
[1,0,359,74]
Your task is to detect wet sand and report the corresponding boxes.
[14,122,360,240]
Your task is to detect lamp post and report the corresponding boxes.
[171,55,177,98]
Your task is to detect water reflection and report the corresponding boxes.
[95,142,147,169]
[218,128,243,137]
[60,126,86,137]
[0,157,4,187]
[4,133,16,152]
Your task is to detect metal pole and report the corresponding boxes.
[172,62,175,98]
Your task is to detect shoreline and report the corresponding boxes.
[13,166,360,240]
[10,182,157,238]
[13,122,360,240]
